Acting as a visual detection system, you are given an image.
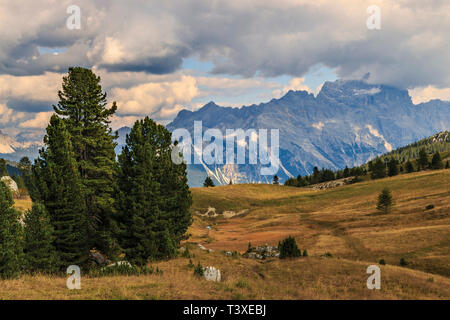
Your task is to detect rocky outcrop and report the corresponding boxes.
[243,244,280,260]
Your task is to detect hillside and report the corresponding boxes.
[373,131,450,164]
[6,169,450,299]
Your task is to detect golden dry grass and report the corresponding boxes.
[1,169,449,299]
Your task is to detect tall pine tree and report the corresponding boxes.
[116,117,192,265]
[0,181,24,279]
[31,116,89,269]
[53,67,118,255]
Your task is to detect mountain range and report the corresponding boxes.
[166,79,449,186]
[0,130,41,162]
[2,79,449,186]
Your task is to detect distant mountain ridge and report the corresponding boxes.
[166,79,449,186]
[0,130,41,162]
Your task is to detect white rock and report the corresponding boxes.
[107,260,132,268]
[203,266,221,282]
[198,243,207,250]
[1,176,18,194]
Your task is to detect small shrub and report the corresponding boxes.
[379,259,386,265]
[425,204,435,211]
[235,279,250,289]
[181,246,191,258]
[188,259,194,268]
[278,236,301,259]
[321,252,333,258]
[400,258,408,266]
[194,261,204,277]
[302,249,308,257]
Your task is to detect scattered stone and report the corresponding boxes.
[308,177,355,190]
[198,243,207,251]
[206,225,212,230]
[223,209,249,218]
[225,251,233,256]
[244,243,280,260]
[107,261,132,268]
[203,266,221,282]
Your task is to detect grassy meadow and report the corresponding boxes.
[3,169,449,299]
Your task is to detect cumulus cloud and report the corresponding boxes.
[409,86,450,104]
[110,75,198,119]
[0,0,448,89]
[19,111,54,129]
[1,0,449,138]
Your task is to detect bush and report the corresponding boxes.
[379,259,386,265]
[400,258,408,266]
[302,249,308,257]
[425,204,435,210]
[278,236,301,259]
[194,261,204,277]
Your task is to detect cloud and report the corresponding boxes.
[111,75,198,119]
[409,86,450,104]
[0,0,448,90]
[19,111,54,129]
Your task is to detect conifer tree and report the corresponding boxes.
[405,161,414,173]
[18,157,32,193]
[203,176,215,187]
[116,117,192,265]
[52,67,118,255]
[371,158,386,179]
[24,202,57,273]
[431,152,443,170]
[273,175,279,185]
[417,148,429,170]
[377,187,393,214]
[387,158,399,177]
[0,181,24,279]
[0,158,7,176]
[32,116,89,269]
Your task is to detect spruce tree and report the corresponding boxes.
[18,157,32,193]
[417,148,429,170]
[0,158,7,176]
[24,202,57,273]
[116,117,192,265]
[371,158,386,179]
[203,177,215,187]
[279,236,301,259]
[32,116,89,269]
[431,152,443,170]
[53,67,118,255]
[387,158,399,177]
[377,187,393,214]
[405,161,414,173]
[273,175,279,185]
[0,181,24,279]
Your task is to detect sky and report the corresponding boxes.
[0,0,449,141]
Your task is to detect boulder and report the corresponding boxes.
[203,266,221,282]
[1,176,18,194]
[89,252,110,266]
